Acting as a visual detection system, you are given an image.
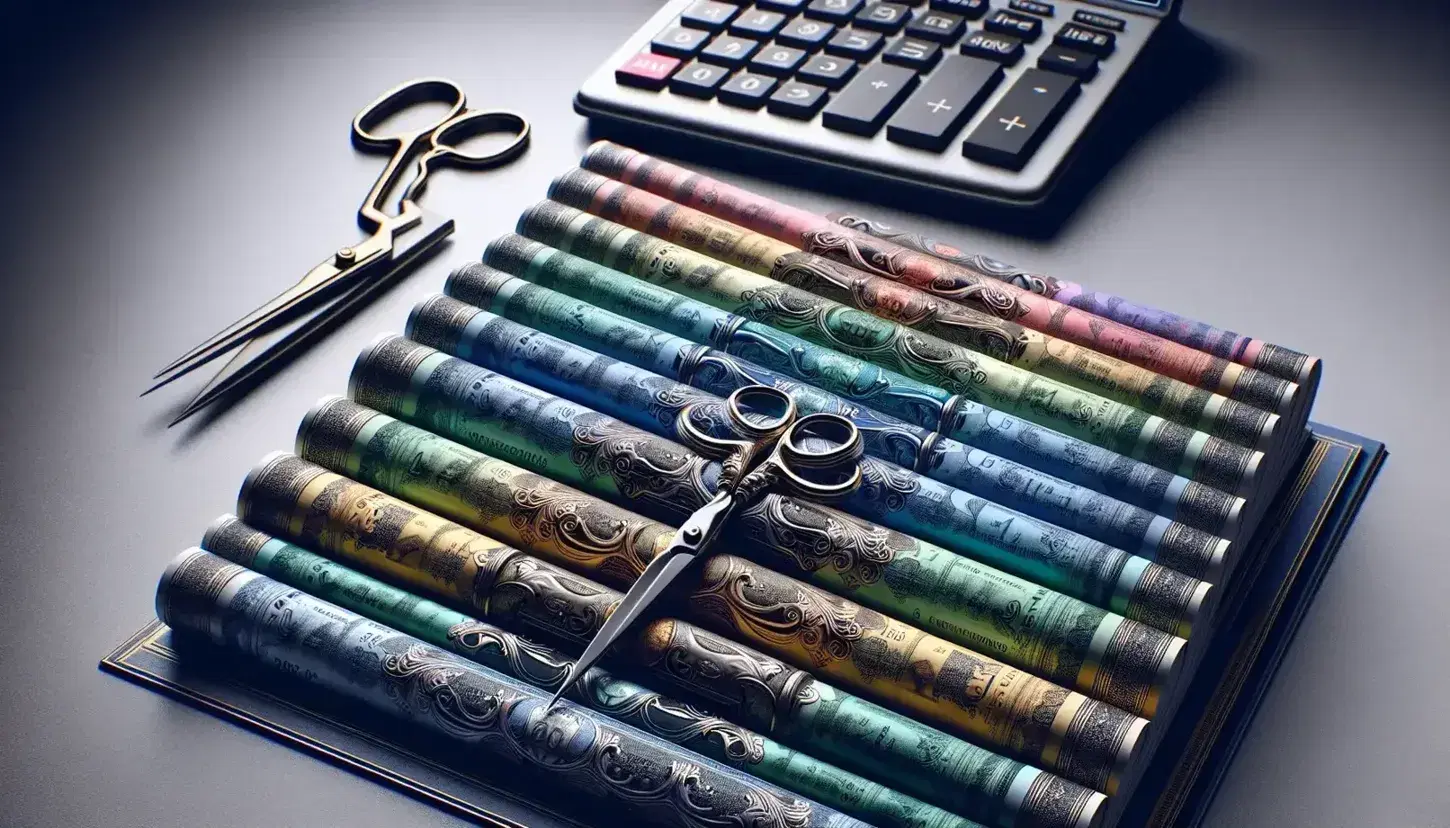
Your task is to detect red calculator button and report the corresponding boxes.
[615,52,682,90]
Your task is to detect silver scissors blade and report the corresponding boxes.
[547,490,734,709]
[166,207,453,425]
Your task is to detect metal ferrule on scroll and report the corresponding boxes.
[576,140,1306,420]
[823,211,1321,390]
[510,200,1265,499]
[546,167,1284,455]
[431,260,1233,583]
[199,516,992,828]
[285,405,1151,794]
[473,238,1248,543]
[155,549,871,828]
[351,330,1191,714]
[230,451,1111,824]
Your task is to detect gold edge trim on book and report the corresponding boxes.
[1146,436,1357,828]
[99,620,580,828]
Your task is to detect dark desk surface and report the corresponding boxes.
[1,1,1445,825]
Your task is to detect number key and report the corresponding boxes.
[768,81,831,119]
[984,10,1042,42]
[750,43,809,76]
[719,72,780,109]
[855,2,913,33]
[883,36,942,71]
[681,0,739,31]
[931,0,987,19]
[778,18,837,49]
[730,9,788,38]
[826,27,884,58]
[905,11,964,43]
[701,34,761,67]
[798,54,858,88]
[806,0,865,22]
[652,25,711,58]
[669,60,731,98]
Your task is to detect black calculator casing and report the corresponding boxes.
[576,0,1180,208]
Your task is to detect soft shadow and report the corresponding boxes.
[584,21,1234,241]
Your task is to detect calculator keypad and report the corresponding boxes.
[612,0,1132,172]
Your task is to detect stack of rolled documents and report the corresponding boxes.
[151,141,1319,828]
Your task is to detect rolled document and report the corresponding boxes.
[514,200,1263,498]
[240,451,1139,798]
[548,167,1282,450]
[471,239,1247,540]
[157,549,872,828]
[827,212,1320,388]
[578,140,1304,414]
[324,374,1189,714]
[201,516,990,828]
[430,264,1235,576]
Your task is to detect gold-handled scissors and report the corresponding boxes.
[546,385,863,708]
[145,77,529,424]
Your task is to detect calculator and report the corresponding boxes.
[575,0,1181,207]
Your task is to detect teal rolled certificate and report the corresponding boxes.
[342,341,1188,717]
[201,516,991,828]
[157,549,876,828]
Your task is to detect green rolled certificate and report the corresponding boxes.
[283,407,1150,792]
[514,200,1264,498]
[157,549,872,828]
[202,515,990,828]
[234,452,1110,824]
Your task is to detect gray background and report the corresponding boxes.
[0,0,1445,825]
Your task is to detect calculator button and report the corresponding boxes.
[886,54,1002,151]
[806,0,865,22]
[730,9,788,38]
[1073,10,1125,31]
[768,81,831,118]
[681,1,739,31]
[653,26,712,58]
[778,18,837,49]
[718,72,780,108]
[930,0,987,19]
[855,2,913,33]
[822,61,919,135]
[1009,0,1054,16]
[670,60,731,98]
[825,27,884,58]
[883,36,942,71]
[960,30,1024,64]
[701,34,761,66]
[905,11,965,43]
[615,52,682,90]
[750,43,810,76]
[984,10,1042,42]
[1054,23,1115,56]
[798,54,858,88]
[1037,45,1097,79]
[759,0,810,10]
[963,68,1079,169]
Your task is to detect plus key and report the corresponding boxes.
[886,55,1003,151]
[962,68,1079,168]
[822,61,919,135]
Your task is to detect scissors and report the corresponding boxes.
[145,77,529,425]
[546,385,864,708]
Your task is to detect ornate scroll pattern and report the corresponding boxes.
[570,413,715,511]
[505,474,657,581]
[691,556,864,669]
[797,227,1028,320]
[488,555,620,642]
[582,673,769,766]
[735,495,901,589]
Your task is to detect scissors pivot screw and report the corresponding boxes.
[334,247,358,265]
[683,526,702,542]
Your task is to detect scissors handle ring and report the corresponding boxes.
[351,78,467,149]
[433,110,531,168]
[769,414,864,500]
[675,386,795,459]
